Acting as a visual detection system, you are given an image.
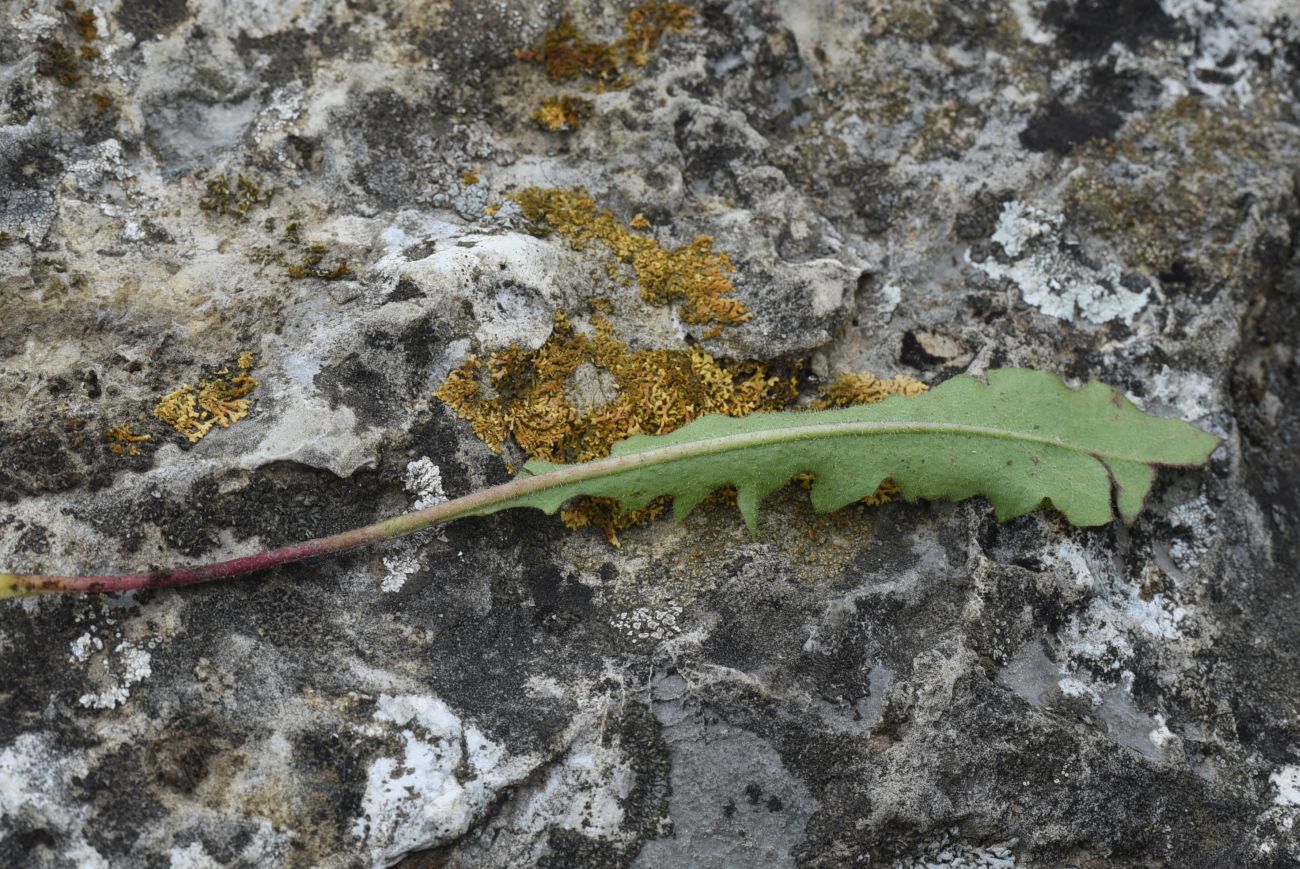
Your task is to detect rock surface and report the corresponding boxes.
[2,1,1299,867]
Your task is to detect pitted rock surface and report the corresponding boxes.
[2,1,1299,867]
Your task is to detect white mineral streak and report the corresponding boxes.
[351,694,537,867]
[0,733,107,865]
[1272,766,1300,807]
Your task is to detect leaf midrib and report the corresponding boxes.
[490,419,1137,507]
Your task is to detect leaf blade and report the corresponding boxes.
[482,369,1219,530]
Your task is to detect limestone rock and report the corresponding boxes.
[2,1,1299,867]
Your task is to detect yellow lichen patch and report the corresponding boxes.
[533,95,594,132]
[516,3,694,87]
[436,312,792,543]
[154,360,260,444]
[514,187,750,327]
[810,371,929,409]
[798,371,930,506]
[461,169,481,186]
[106,425,151,457]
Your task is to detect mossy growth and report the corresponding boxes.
[533,95,594,132]
[252,216,353,280]
[1064,96,1278,278]
[437,311,793,543]
[154,353,259,444]
[286,244,354,280]
[514,187,750,327]
[200,174,275,220]
[36,4,101,88]
[517,15,622,85]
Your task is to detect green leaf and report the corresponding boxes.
[0,368,1221,599]
[482,368,1220,531]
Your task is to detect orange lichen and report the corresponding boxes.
[154,359,260,444]
[514,187,750,327]
[436,312,791,543]
[106,425,150,457]
[516,3,694,87]
[533,95,594,132]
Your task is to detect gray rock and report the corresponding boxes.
[2,1,1299,867]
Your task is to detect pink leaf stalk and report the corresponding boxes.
[0,431,747,599]
[0,468,564,599]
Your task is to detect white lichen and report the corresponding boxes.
[611,603,682,642]
[0,733,106,865]
[1149,713,1176,749]
[969,201,1149,326]
[168,841,223,869]
[78,641,152,710]
[68,632,101,663]
[380,551,420,594]
[1147,365,1219,422]
[404,457,448,511]
[1166,494,1216,571]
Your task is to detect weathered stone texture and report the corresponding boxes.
[2,1,1299,866]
